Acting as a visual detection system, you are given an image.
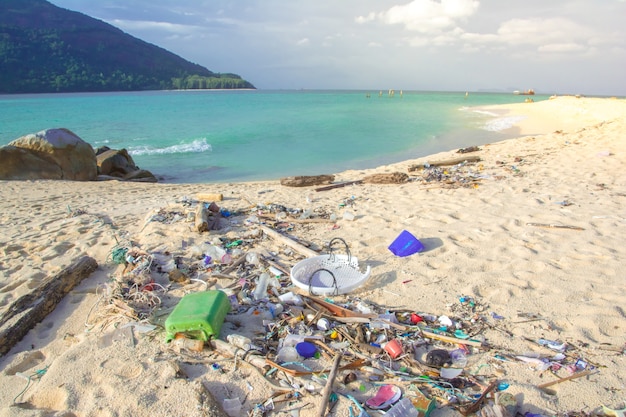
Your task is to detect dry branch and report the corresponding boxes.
[408,155,481,171]
[0,256,98,356]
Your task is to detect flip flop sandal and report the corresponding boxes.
[365,384,402,410]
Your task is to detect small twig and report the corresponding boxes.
[526,222,585,231]
[315,180,363,192]
[278,403,313,414]
[316,354,343,417]
[458,380,498,416]
[537,369,595,389]
[220,252,248,275]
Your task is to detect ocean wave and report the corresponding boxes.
[482,115,527,132]
[128,138,212,156]
[472,109,500,117]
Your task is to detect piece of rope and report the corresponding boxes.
[13,366,49,403]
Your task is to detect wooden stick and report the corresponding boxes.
[210,273,240,280]
[459,380,498,416]
[196,193,223,202]
[537,370,594,389]
[0,256,98,356]
[258,214,334,224]
[260,255,291,276]
[316,354,343,417]
[195,204,209,232]
[220,252,248,275]
[408,155,481,171]
[265,358,365,377]
[259,225,318,258]
[421,330,484,348]
[526,222,585,231]
[315,180,363,192]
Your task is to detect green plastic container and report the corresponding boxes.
[165,290,231,342]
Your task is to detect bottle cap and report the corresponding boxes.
[295,342,317,358]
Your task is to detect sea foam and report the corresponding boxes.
[128,138,212,156]
[483,115,527,132]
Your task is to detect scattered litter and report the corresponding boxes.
[83,195,608,417]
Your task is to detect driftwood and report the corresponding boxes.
[459,380,498,416]
[315,180,363,192]
[316,354,343,417]
[526,222,585,231]
[421,329,483,347]
[195,204,209,232]
[0,256,98,356]
[457,146,480,154]
[196,193,223,202]
[280,175,335,187]
[258,214,333,224]
[259,225,318,258]
[362,172,408,184]
[408,155,481,171]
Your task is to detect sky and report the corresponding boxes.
[49,0,626,96]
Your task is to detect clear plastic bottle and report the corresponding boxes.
[253,272,269,300]
[450,349,468,368]
[227,334,252,350]
[384,398,418,417]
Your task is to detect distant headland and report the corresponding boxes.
[0,0,255,94]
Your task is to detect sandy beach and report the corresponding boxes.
[0,96,624,417]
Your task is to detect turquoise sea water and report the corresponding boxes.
[0,90,547,183]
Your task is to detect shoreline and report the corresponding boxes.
[0,96,625,417]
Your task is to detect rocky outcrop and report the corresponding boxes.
[0,129,158,182]
[96,148,157,182]
[0,128,97,181]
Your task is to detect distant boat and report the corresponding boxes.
[513,89,535,95]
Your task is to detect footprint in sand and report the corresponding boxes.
[3,243,25,255]
[4,350,46,376]
[37,320,55,340]
[26,272,48,288]
[100,358,144,379]
[0,278,27,293]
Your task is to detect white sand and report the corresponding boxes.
[0,96,624,417]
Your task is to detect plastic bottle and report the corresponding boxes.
[246,252,260,265]
[269,303,284,318]
[343,211,355,221]
[253,272,270,300]
[384,398,418,417]
[172,336,204,352]
[227,334,252,350]
[450,349,468,368]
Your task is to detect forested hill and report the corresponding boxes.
[0,0,255,93]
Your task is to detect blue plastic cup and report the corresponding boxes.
[388,230,424,257]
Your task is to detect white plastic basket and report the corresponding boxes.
[290,238,371,295]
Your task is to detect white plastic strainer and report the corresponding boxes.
[290,238,371,295]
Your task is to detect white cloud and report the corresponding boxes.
[495,18,590,46]
[379,0,479,33]
[355,12,376,24]
[296,38,310,46]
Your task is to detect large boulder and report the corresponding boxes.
[0,145,63,179]
[96,148,157,182]
[0,128,97,180]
